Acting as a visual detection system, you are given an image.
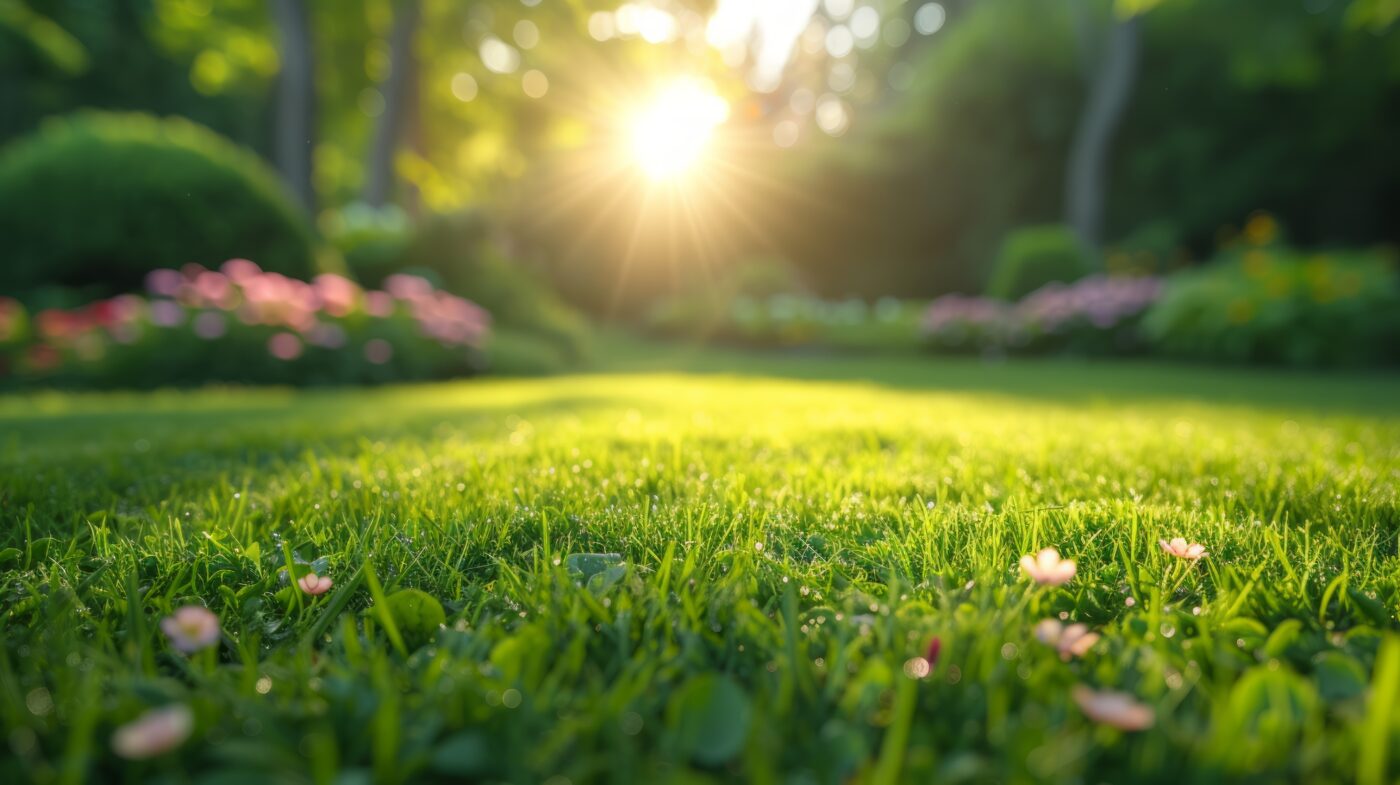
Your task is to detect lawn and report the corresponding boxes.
[3,351,1399,784]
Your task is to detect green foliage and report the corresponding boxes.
[381,589,445,649]
[2,357,1400,782]
[1112,0,1400,251]
[667,674,752,766]
[649,294,923,353]
[483,328,578,376]
[986,225,1091,300]
[398,209,589,361]
[646,259,922,353]
[772,0,1082,297]
[759,0,1400,299]
[1141,245,1400,367]
[0,112,317,299]
[323,202,415,288]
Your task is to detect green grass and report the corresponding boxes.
[2,351,1400,784]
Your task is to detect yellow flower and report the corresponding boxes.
[1244,211,1278,246]
[1226,299,1255,324]
[1242,250,1270,277]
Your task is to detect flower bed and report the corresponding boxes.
[921,275,1162,356]
[0,260,490,387]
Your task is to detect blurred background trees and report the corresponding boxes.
[0,0,1397,373]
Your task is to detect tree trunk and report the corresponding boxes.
[270,0,316,214]
[363,0,421,208]
[1065,5,1141,259]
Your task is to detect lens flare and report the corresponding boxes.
[628,80,729,180]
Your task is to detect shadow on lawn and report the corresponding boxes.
[596,336,1400,417]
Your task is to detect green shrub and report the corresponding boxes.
[1141,246,1400,367]
[322,202,414,288]
[985,225,1091,301]
[0,112,318,299]
[399,210,588,361]
[484,329,575,376]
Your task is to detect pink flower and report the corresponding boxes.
[1159,537,1206,560]
[926,636,941,667]
[297,573,333,596]
[363,339,394,364]
[306,323,347,349]
[1034,619,1100,660]
[267,332,303,361]
[385,274,433,301]
[1020,548,1076,587]
[1072,685,1155,731]
[160,601,219,652]
[312,274,361,317]
[160,605,220,653]
[192,311,227,340]
[193,271,233,308]
[364,291,395,318]
[111,705,193,760]
[149,300,185,327]
[220,258,263,283]
[145,269,183,297]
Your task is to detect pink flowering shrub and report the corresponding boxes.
[0,260,491,387]
[921,275,1162,356]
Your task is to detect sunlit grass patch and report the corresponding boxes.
[1,359,1399,782]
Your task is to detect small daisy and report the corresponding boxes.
[160,605,220,653]
[1072,685,1155,731]
[1159,537,1207,560]
[1034,619,1100,660]
[297,573,333,596]
[111,705,193,759]
[1020,548,1077,587]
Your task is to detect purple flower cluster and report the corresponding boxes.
[1017,276,1162,332]
[922,275,1162,352]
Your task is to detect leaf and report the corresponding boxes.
[565,552,624,581]
[1262,619,1304,658]
[667,673,752,766]
[1347,588,1392,627]
[1314,652,1367,702]
[586,563,627,595]
[430,732,489,776]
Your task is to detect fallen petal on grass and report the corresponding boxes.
[111,705,193,760]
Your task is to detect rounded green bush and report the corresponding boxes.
[382,588,446,649]
[985,224,1090,301]
[0,112,318,298]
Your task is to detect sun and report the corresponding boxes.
[628,79,729,181]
